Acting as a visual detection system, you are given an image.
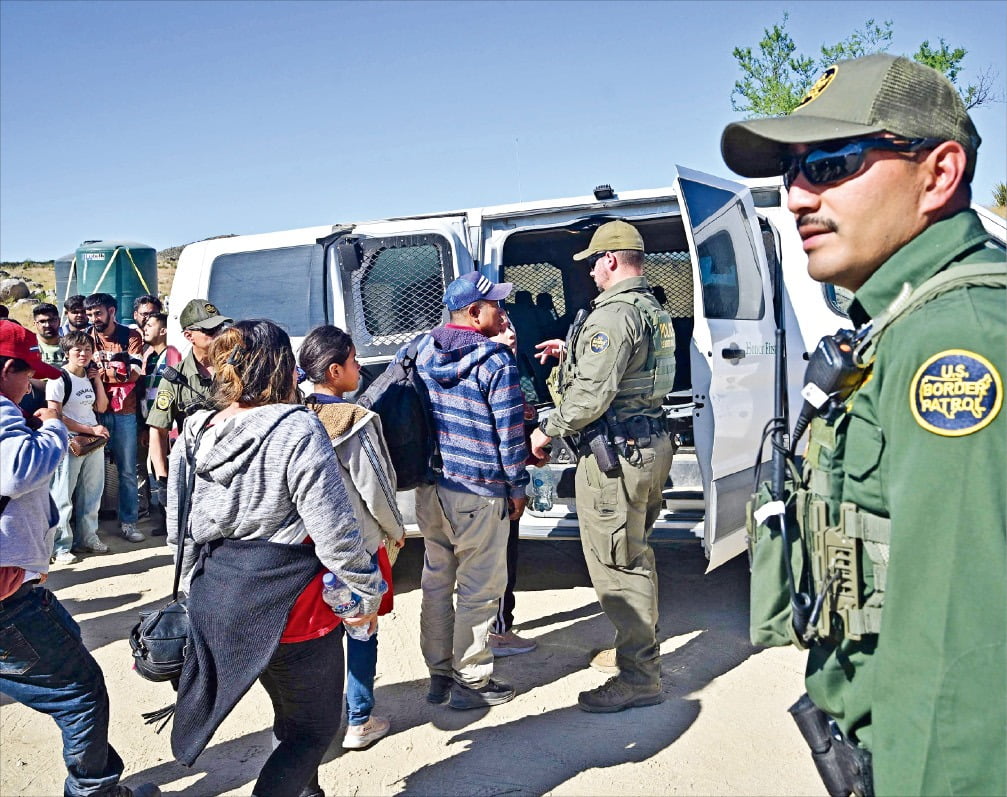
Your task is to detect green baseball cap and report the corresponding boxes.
[721,54,980,181]
[179,299,232,331]
[573,220,645,261]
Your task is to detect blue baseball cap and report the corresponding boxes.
[443,272,513,311]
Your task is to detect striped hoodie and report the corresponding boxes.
[415,325,529,499]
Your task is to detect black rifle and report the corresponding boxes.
[763,232,813,640]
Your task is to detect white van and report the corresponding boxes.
[167,168,1007,569]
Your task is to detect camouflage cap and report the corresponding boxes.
[573,220,645,261]
[721,54,981,181]
[179,299,232,331]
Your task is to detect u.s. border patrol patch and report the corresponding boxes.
[910,349,1002,436]
[589,332,610,353]
[154,390,172,411]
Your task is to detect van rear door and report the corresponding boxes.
[673,167,777,570]
[323,217,473,361]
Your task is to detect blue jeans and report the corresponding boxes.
[0,587,124,796]
[346,631,378,725]
[52,449,106,555]
[257,628,345,797]
[97,411,138,525]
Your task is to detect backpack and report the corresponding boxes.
[357,334,440,491]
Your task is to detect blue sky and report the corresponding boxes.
[1,0,1004,261]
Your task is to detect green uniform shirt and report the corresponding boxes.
[806,210,1005,796]
[145,350,214,431]
[543,276,675,438]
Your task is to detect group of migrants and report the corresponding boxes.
[1,54,1003,797]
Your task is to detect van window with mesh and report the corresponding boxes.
[349,237,449,349]
[208,245,325,337]
[644,251,693,318]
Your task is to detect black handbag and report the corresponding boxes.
[129,416,212,728]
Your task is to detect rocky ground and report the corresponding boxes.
[0,514,823,797]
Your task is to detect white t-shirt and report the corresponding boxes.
[46,370,98,427]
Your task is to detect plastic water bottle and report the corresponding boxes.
[527,465,556,512]
[321,572,375,641]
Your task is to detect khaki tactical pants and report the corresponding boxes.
[576,434,674,686]
[415,484,509,688]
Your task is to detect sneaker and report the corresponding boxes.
[589,647,619,674]
[489,630,538,657]
[120,523,145,543]
[342,715,390,749]
[426,674,453,705]
[449,678,516,711]
[577,676,664,714]
[80,537,110,554]
[53,550,78,565]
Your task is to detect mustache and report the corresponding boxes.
[796,215,838,233]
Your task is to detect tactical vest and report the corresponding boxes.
[796,262,1007,643]
[557,290,675,412]
[610,291,676,407]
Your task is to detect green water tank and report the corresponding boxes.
[54,251,78,307]
[75,240,158,319]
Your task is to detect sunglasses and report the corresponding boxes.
[782,137,942,189]
[585,251,607,269]
[187,323,228,336]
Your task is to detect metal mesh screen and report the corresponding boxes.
[353,242,446,345]
[500,262,566,317]
[644,251,694,318]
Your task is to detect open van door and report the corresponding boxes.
[674,167,777,571]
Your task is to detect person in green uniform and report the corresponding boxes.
[530,220,676,713]
[722,54,1005,796]
[147,299,231,506]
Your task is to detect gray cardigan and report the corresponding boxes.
[166,404,383,613]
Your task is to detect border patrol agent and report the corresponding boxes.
[723,55,1005,795]
[530,220,675,713]
[147,299,232,502]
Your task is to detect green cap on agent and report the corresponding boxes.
[721,54,981,181]
[573,220,645,261]
[179,299,232,331]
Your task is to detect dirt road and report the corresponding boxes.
[1,518,823,796]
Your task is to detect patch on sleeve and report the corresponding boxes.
[154,390,173,412]
[589,332,610,354]
[910,350,1002,436]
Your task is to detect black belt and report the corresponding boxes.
[0,580,37,610]
[625,416,671,436]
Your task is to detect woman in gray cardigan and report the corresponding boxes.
[166,319,384,797]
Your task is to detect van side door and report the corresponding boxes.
[674,167,777,569]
